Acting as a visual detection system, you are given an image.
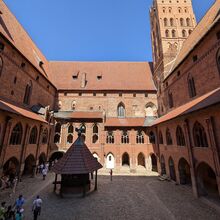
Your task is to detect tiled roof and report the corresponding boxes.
[167,1,220,78]
[49,62,156,91]
[150,87,220,126]
[105,117,145,127]
[0,1,50,79]
[52,135,103,174]
[0,99,47,123]
[54,111,103,119]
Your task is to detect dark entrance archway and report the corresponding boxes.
[178,158,191,185]
[122,152,130,166]
[169,157,176,181]
[39,152,47,164]
[160,155,166,175]
[49,151,64,162]
[151,154,158,172]
[23,154,36,175]
[197,162,218,197]
[3,157,19,176]
[138,153,145,167]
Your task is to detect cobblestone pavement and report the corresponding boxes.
[1,172,220,220]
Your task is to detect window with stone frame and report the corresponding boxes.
[217,48,220,74]
[92,124,99,144]
[41,128,48,144]
[159,131,163,144]
[193,122,208,147]
[54,123,61,144]
[136,130,144,144]
[166,128,173,145]
[121,130,129,144]
[0,56,3,77]
[106,131,114,144]
[23,81,32,105]
[10,123,23,145]
[117,102,125,118]
[176,126,185,146]
[188,74,196,98]
[29,126,38,144]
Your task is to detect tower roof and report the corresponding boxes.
[52,135,102,174]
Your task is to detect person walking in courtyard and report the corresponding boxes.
[42,168,47,180]
[14,195,25,212]
[32,195,42,220]
[4,205,15,220]
[110,169,113,181]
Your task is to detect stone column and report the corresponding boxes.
[206,117,220,196]
[184,119,198,198]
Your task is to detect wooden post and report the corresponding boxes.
[54,174,57,192]
[94,170,98,191]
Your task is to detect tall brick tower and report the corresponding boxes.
[150,0,197,115]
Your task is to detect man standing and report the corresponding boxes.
[42,168,47,180]
[32,196,42,220]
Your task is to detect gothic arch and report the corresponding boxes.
[145,102,157,117]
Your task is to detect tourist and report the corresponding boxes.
[14,195,25,211]
[32,195,42,220]
[0,202,6,220]
[4,205,15,220]
[39,164,44,174]
[15,210,23,220]
[42,168,47,180]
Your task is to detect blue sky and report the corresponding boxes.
[4,0,215,61]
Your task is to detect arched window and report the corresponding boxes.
[188,29,192,35]
[0,56,3,77]
[54,134,60,144]
[136,130,144,144]
[164,18,168,26]
[55,123,61,133]
[149,131,155,144]
[29,126,38,144]
[184,7,188,13]
[117,103,125,118]
[172,30,176,38]
[165,30,170,38]
[178,7,182,13]
[159,131,163,144]
[168,91,174,108]
[106,131,114,144]
[193,122,208,147]
[216,48,220,74]
[186,18,191,26]
[145,102,157,117]
[166,128,173,145]
[188,74,196,98]
[176,126,185,146]
[67,134,73,144]
[180,18,184,26]
[168,7,172,13]
[41,128,48,144]
[121,130,129,144]
[92,124,99,144]
[10,123,23,145]
[170,18,174,26]
[182,30,187,38]
[80,123,86,134]
[162,7,166,13]
[68,124,74,133]
[23,81,32,105]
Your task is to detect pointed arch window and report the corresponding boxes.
[68,124,74,133]
[193,122,208,147]
[29,126,38,144]
[149,131,155,144]
[23,81,32,105]
[10,123,23,145]
[0,56,3,77]
[165,30,170,38]
[188,74,196,98]
[182,30,187,38]
[159,131,163,144]
[166,128,173,145]
[41,128,48,144]
[117,103,125,118]
[176,126,185,146]
[164,18,168,27]
[180,18,184,26]
[186,18,191,26]
[172,30,176,38]
[54,134,60,144]
[121,130,129,144]
[67,134,73,144]
[170,18,174,27]
[136,130,144,144]
[106,131,114,144]
[92,124,99,144]
[54,123,61,144]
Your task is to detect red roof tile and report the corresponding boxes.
[49,62,156,91]
[52,135,102,174]
[105,117,145,127]
[0,99,47,123]
[151,87,220,126]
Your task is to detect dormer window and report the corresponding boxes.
[97,75,102,80]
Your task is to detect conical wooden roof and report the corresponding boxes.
[52,135,102,174]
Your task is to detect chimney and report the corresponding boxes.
[81,72,87,88]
